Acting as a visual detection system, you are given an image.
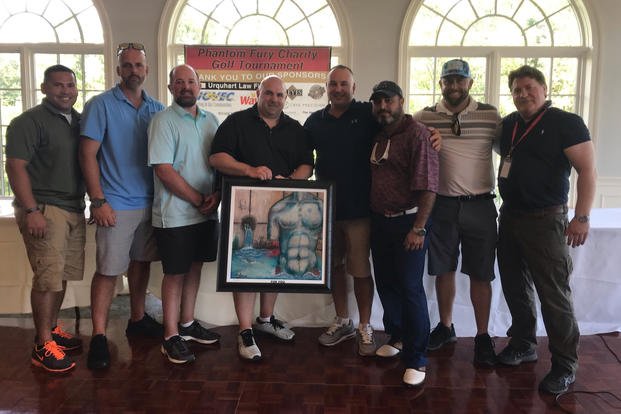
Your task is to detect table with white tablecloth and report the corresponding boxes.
[2,209,620,337]
[151,208,621,336]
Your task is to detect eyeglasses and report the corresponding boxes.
[370,139,391,165]
[450,114,461,136]
[117,42,146,56]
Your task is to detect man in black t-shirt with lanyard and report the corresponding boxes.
[496,65,596,395]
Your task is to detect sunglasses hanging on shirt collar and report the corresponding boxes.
[451,114,461,136]
[370,139,391,165]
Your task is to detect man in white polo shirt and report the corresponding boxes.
[413,59,501,366]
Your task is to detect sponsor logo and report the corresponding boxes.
[308,84,326,100]
[198,91,235,102]
[240,95,257,105]
[287,85,303,100]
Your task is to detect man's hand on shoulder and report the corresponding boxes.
[427,127,442,152]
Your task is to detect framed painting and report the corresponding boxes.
[217,177,334,293]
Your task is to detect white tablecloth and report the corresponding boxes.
[2,208,620,336]
[151,208,621,336]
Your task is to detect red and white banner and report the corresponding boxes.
[185,45,331,123]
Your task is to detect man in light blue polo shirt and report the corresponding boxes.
[148,64,221,364]
[79,42,165,370]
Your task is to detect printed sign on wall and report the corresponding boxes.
[185,45,332,123]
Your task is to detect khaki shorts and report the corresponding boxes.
[332,217,371,278]
[15,204,85,292]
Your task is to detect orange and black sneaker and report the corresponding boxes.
[31,340,76,373]
[51,325,82,351]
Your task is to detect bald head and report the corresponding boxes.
[168,64,200,109]
[257,75,286,120]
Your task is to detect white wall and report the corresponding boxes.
[97,0,621,207]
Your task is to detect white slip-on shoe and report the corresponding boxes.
[375,341,403,358]
[403,367,426,387]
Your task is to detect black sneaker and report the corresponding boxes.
[497,344,538,366]
[126,313,164,337]
[179,321,220,345]
[51,325,82,351]
[87,334,110,370]
[427,322,457,351]
[539,368,576,394]
[31,340,76,373]
[161,335,195,364]
[474,333,496,366]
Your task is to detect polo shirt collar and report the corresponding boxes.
[250,103,288,124]
[435,96,477,116]
[322,99,357,119]
[41,97,78,119]
[171,101,205,119]
[112,83,153,104]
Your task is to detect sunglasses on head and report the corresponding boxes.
[117,42,146,56]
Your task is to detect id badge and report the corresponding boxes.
[499,156,512,178]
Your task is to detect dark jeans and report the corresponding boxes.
[370,213,430,369]
[497,207,579,373]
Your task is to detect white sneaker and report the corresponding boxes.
[238,329,262,361]
[357,324,376,356]
[403,367,426,387]
[376,341,403,358]
[253,316,295,341]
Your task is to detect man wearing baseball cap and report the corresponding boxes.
[413,59,501,366]
[369,79,439,386]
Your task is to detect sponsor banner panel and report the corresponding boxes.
[185,45,331,123]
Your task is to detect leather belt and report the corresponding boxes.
[502,204,567,218]
[441,193,496,201]
[383,206,419,218]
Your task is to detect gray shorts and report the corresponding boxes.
[428,195,498,281]
[95,207,158,276]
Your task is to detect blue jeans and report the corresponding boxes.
[370,213,430,369]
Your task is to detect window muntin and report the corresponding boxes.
[0,0,104,198]
[406,0,588,118]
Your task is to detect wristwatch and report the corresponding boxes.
[90,198,107,208]
[412,227,427,236]
[576,215,589,223]
[25,206,40,214]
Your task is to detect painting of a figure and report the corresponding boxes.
[217,178,333,293]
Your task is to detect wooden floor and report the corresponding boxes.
[1,315,620,413]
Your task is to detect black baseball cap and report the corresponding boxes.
[370,80,403,101]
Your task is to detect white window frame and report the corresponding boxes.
[398,1,598,206]
[157,0,351,103]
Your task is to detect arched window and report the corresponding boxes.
[161,0,345,102]
[0,0,105,198]
[403,0,592,117]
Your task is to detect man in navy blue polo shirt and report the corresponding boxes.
[305,65,380,356]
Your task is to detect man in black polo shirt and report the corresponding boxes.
[496,65,596,394]
[209,75,313,361]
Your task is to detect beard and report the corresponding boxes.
[175,94,197,108]
[375,107,403,126]
[442,89,469,107]
[123,74,144,90]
